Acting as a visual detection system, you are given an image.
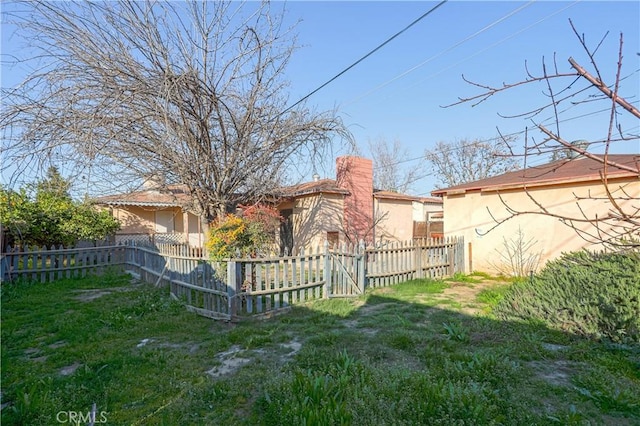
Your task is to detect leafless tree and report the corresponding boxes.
[425,136,520,189]
[1,0,349,224]
[366,137,425,193]
[447,20,640,247]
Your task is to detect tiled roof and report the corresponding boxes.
[278,179,349,197]
[431,154,639,196]
[93,184,191,207]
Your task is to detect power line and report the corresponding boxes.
[281,0,449,115]
[350,0,580,108]
[373,102,639,171]
[346,0,540,106]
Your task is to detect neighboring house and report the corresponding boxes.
[94,156,444,252]
[431,154,640,274]
[277,156,443,253]
[373,191,443,242]
[94,184,205,247]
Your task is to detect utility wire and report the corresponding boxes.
[373,101,640,171]
[281,0,448,114]
[351,0,579,108]
[347,0,538,106]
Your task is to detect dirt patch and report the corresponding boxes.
[280,340,302,359]
[59,362,82,376]
[135,338,200,353]
[137,338,153,348]
[527,360,582,387]
[341,319,379,335]
[206,346,252,378]
[433,280,505,315]
[541,343,568,352]
[206,338,304,379]
[358,302,401,316]
[24,348,41,357]
[73,286,137,302]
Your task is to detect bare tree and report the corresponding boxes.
[425,137,520,189]
[1,0,349,224]
[366,138,425,193]
[447,21,640,247]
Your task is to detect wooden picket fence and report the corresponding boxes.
[1,245,126,282]
[1,237,464,321]
[123,243,230,319]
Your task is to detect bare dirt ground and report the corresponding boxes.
[431,279,505,315]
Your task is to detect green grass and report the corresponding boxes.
[2,274,639,425]
[445,271,483,284]
[476,283,511,311]
[469,271,494,279]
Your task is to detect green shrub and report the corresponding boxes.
[493,250,640,343]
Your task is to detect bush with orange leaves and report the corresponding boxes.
[206,205,282,260]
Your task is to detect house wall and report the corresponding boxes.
[412,201,443,221]
[288,193,345,252]
[442,178,640,274]
[375,198,414,242]
[108,206,204,247]
[112,206,156,234]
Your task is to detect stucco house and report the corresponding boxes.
[95,156,443,252]
[276,156,442,253]
[431,154,639,274]
[95,184,205,247]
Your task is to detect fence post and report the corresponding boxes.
[448,242,455,276]
[414,241,423,279]
[227,260,237,319]
[358,240,366,292]
[0,254,7,283]
[323,241,331,298]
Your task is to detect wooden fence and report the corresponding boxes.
[1,237,464,321]
[1,245,126,283]
[124,243,230,320]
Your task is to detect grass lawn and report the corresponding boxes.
[2,272,639,425]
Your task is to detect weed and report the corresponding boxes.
[476,284,510,310]
[442,321,470,343]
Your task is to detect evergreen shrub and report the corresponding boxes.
[493,250,640,343]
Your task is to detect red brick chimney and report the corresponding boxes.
[336,156,374,244]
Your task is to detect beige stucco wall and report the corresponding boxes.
[442,178,640,274]
[289,193,345,252]
[112,206,156,234]
[412,201,443,222]
[107,206,204,247]
[375,198,414,243]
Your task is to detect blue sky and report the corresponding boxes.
[280,1,640,193]
[2,1,639,195]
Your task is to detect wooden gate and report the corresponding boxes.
[328,244,365,297]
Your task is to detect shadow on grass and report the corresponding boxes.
[1,275,639,425]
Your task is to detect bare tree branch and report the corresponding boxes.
[365,138,425,194]
[425,137,521,189]
[1,0,351,224]
[452,22,639,248]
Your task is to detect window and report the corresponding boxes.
[327,231,339,249]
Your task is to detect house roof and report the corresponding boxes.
[431,154,639,196]
[373,190,442,204]
[278,179,350,198]
[94,184,192,207]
